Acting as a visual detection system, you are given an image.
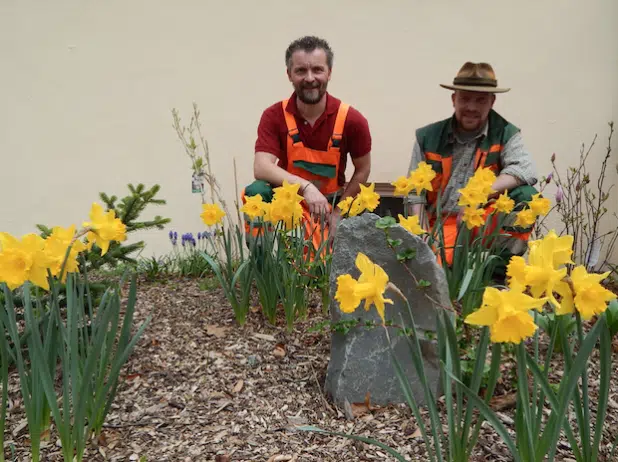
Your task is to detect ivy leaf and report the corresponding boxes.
[417,279,432,288]
[376,216,397,229]
[396,248,417,261]
[387,238,403,247]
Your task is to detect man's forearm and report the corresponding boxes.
[340,165,370,201]
[490,173,523,198]
[254,152,311,190]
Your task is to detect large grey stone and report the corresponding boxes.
[324,213,451,407]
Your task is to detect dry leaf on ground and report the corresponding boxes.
[206,324,229,338]
[232,379,244,394]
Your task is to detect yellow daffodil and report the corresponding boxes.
[457,168,496,208]
[354,253,393,323]
[471,167,497,191]
[358,183,380,212]
[529,193,551,216]
[241,195,265,219]
[569,266,616,320]
[391,176,415,196]
[465,286,548,344]
[553,280,575,316]
[269,197,303,230]
[200,203,226,227]
[348,198,365,216]
[493,192,515,214]
[83,203,127,255]
[337,196,353,213]
[261,202,273,223]
[334,253,393,324]
[505,255,528,290]
[0,232,53,290]
[528,230,573,270]
[335,274,361,313]
[398,214,426,235]
[525,234,569,309]
[462,207,486,229]
[458,182,490,208]
[409,162,436,194]
[514,208,537,228]
[337,196,363,217]
[273,180,304,204]
[44,225,87,280]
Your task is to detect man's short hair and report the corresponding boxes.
[285,36,334,70]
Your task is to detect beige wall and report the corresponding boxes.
[1,0,617,264]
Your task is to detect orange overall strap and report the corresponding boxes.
[441,156,452,190]
[282,99,302,146]
[474,148,487,170]
[330,103,350,150]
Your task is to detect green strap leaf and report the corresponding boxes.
[525,352,582,460]
[456,268,474,301]
[591,318,612,462]
[538,317,603,460]
[444,367,521,462]
[461,327,490,452]
[296,425,408,462]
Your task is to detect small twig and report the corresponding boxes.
[101,419,197,429]
[233,157,242,229]
[309,361,336,415]
[384,233,455,313]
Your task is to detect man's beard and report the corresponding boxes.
[296,82,327,104]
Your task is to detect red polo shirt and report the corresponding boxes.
[254,92,371,187]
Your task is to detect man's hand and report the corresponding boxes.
[302,183,330,218]
[327,209,342,243]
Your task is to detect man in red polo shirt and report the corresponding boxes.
[251,36,372,226]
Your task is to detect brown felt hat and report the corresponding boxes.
[440,62,510,93]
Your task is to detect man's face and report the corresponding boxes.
[287,49,331,105]
[452,90,496,132]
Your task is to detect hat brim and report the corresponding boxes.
[440,83,510,93]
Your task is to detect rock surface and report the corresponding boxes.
[324,213,451,406]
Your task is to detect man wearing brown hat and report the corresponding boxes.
[406,62,539,274]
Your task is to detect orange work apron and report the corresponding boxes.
[283,98,349,257]
[242,99,350,259]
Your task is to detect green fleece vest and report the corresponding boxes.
[415,109,521,175]
[415,110,538,234]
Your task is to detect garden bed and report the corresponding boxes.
[3,275,618,461]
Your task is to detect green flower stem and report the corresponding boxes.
[516,342,535,461]
[591,319,611,461]
[460,327,490,454]
[574,312,591,461]
[531,313,540,437]
[0,299,10,462]
[467,342,503,459]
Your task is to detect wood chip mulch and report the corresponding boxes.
[3,275,618,461]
